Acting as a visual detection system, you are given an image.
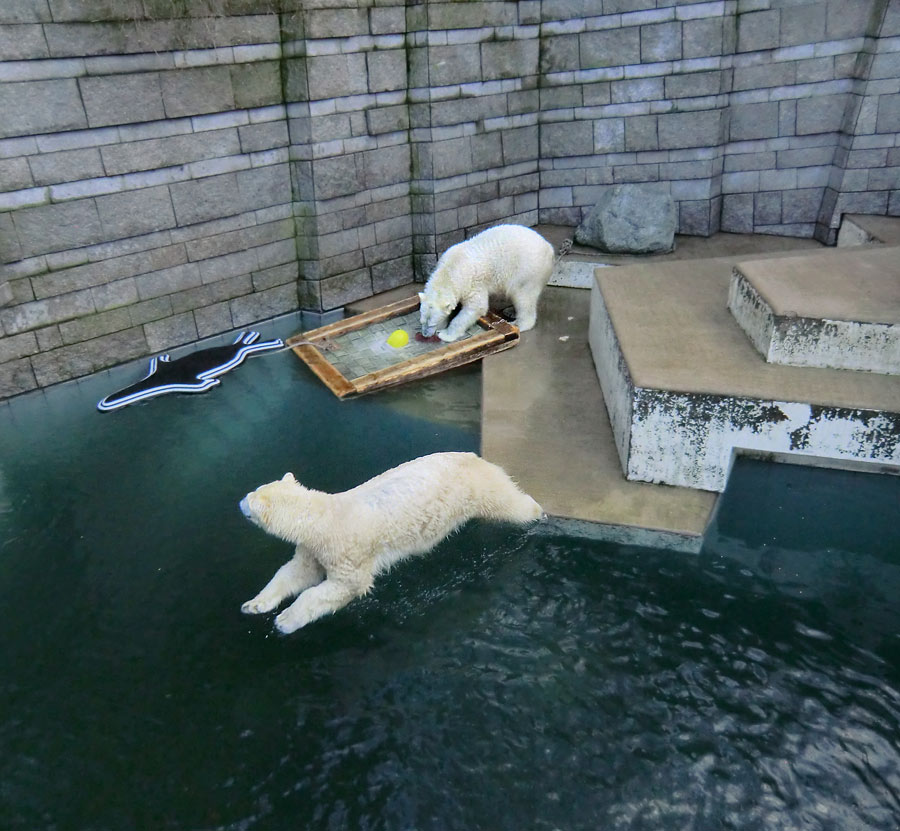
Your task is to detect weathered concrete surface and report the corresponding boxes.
[590,252,900,491]
[729,246,900,375]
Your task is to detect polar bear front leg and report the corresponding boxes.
[274,577,365,633]
[438,294,487,342]
[241,547,325,615]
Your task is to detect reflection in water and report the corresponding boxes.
[1,331,899,830]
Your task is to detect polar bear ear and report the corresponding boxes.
[282,472,296,483]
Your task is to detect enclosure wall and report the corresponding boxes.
[1,0,899,398]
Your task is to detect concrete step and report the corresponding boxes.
[589,252,900,492]
[838,213,900,247]
[728,246,900,375]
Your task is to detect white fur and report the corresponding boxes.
[418,224,555,342]
[240,452,543,633]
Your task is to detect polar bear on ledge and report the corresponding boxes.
[419,224,555,342]
[240,452,543,633]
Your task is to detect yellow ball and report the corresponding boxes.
[386,328,409,348]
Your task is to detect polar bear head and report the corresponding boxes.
[418,286,457,338]
[240,472,306,537]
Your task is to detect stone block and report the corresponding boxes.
[641,21,682,62]
[0,330,38,364]
[58,307,132,345]
[305,7,368,38]
[253,262,297,292]
[79,74,165,128]
[678,200,712,236]
[367,50,407,94]
[366,105,410,136]
[0,79,87,138]
[236,163,291,212]
[471,133,503,169]
[594,118,625,153]
[0,357,38,399]
[13,200,104,258]
[796,94,848,135]
[0,23,49,60]
[432,136,473,179]
[372,255,414,294]
[753,190,781,225]
[136,262,202,301]
[613,77,664,103]
[0,157,34,191]
[580,27,641,68]
[780,5,826,47]
[482,39,540,81]
[541,33,579,73]
[729,101,779,140]
[876,93,900,134]
[238,120,289,154]
[161,67,235,119]
[317,269,372,311]
[92,277,139,312]
[144,312,198,353]
[737,10,780,52]
[682,18,724,59]
[665,70,723,99]
[541,120,593,157]
[0,0,50,23]
[198,247,259,284]
[502,126,539,164]
[170,173,241,226]
[796,57,835,85]
[0,214,23,264]
[658,109,725,149]
[307,53,368,100]
[825,0,875,39]
[28,148,105,186]
[103,129,241,176]
[311,154,360,200]
[231,61,282,110]
[96,186,177,240]
[782,188,825,223]
[732,62,795,91]
[721,192,754,232]
[230,283,298,327]
[625,115,658,151]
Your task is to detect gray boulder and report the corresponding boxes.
[575,184,676,254]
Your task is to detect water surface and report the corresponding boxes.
[1,320,899,830]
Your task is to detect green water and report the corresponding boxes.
[1,318,899,830]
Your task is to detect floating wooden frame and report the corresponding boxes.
[286,295,519,399]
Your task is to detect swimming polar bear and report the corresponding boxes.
[419,224,556,342]
[240,452,543,633]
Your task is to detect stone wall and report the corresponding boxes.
[1,0,898,399]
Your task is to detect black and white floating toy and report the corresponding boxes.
[97,331,284,412]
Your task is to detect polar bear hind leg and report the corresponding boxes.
[241,547,325,615]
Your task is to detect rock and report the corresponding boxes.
[575,184,676,254]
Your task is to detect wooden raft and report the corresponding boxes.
[286,295,519,399]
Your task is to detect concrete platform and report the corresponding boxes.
[591,253,900,492]
[838,213,900,246]
[729,246,900,375]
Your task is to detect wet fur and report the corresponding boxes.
[240,452,543,633]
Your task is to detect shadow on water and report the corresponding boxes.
[2,324,900,830]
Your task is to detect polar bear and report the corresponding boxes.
[239,452,543,633]
[419,224,556,342]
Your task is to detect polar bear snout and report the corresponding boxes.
[239,496,252,519]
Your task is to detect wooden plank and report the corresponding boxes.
[290,343,356,398]
[288,299,519,399]
[285,295,420,346]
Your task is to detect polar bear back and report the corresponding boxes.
[433,224,555,298]
[336,452,542,571]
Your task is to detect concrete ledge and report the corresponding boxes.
[728,246,900,375]
[590,253,900,491]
